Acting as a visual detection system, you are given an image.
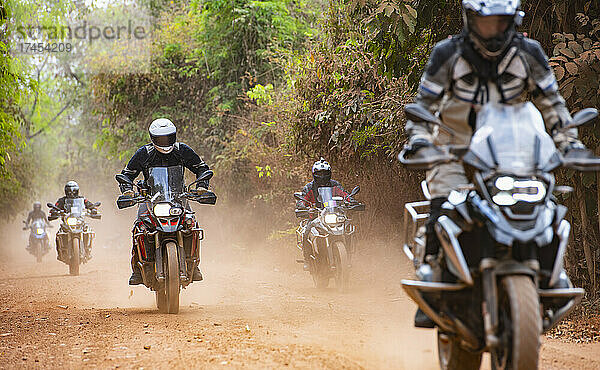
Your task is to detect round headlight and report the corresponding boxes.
[36,228,44,235]
[169,207,184,216]
[66,217,79,226]
[153,203,172,217]
[323,213,338,224]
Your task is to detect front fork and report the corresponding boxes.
[154,231,191,283]
[481,257,539,348]
[481,258,499,347]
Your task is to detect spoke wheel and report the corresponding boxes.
[332,241,350,292]
[164,242,180,314]
[437,332,481,370]
[69,237,80,276]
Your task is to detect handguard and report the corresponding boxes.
[398,145,455,171]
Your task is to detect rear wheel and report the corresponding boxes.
[437,332,481,370]
[69,237,80,276]
[491,275,541,370]
[165,242,180,314]
[333,241,349,292]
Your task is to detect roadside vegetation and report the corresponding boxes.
[1,0,600,302]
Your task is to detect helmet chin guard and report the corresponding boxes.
[312,157,332,186]
[462,0,524,59]
[64,180,79,198]
[149,118,176,154]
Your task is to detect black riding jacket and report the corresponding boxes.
[49,196,96,220]
[119,143,210,192]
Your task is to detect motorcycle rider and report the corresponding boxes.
[118,118,210,285]
[404,0,595,327]
[296,158,353,270]
[49,181,98,261]
[26,202,49,227]
[24,202,50,251]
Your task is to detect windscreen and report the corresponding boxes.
[466,103,558,175]
[317,187,338,208]
[31,219,45,228]
[148,166,184,203]
[65,198,85,217]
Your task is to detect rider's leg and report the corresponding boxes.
[129,204,147,285]
[415,161,468,328]
[301,219,315,270]
[182,201,203,281]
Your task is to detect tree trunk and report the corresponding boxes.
[577,177,596,295]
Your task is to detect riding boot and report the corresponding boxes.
[414,197,445,329]
[129,248,143,285]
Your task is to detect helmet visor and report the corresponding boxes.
[471,15,512,40]
[151,133,176,148]
[313,169,331,185]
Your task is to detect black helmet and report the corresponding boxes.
[33,202,41,211]
[64,181,79,198]
[312,157,332,187]
[462,0,524,59]
[149,118,176,154]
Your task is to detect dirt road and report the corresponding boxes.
[1,233,599,369]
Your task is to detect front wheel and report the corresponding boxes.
[35,241,42,263]
[491,275,542,370]
[311,240,329,289]
[69,237,80,276]
[437,332,481,370]
[164,242,180,314]
[332,241,350,292]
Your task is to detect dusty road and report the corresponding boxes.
[1,231,599,369]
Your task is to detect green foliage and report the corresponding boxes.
[247,83,274,105]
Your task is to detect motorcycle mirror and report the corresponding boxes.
[293,192,305,202]
[405,103,442,125]
[198,170,214,182]
[187,170,214,190]
[349,186,360,197]
[115,174,134,186]
[93,201,101,207]
[116,195,136,209]
[194,191,217,205]
[47,202,60,211]
[562,108,598,130]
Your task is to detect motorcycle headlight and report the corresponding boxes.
[66,217,79,226]
[153,203,172,217]
[490,176,547,206]
[323,213,345,225]
[36,228,44,235]
[169,207,184,216]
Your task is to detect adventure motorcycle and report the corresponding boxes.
[23,218,50,263]
[48,199,101,276]
[116,167,216,314]
[294,186,364,291]
[398,102,600,369]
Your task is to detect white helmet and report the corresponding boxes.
[462,0,524,59]
[312,157,331,186]
[149,118,176,154]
